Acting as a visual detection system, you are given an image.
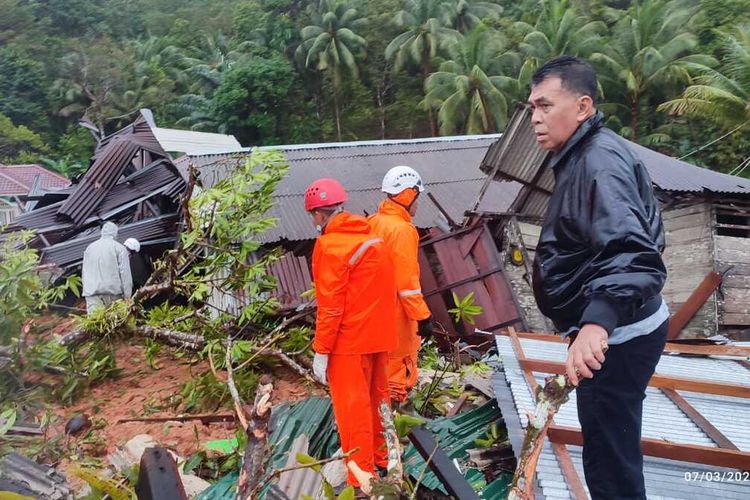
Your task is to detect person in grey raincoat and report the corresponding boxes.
[82,222,132,314]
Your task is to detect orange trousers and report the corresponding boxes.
[387,351,419,403]
[328,351,390,487]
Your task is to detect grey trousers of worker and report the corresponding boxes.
[85,294,122,314]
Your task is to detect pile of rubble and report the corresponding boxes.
[2,112,185,270]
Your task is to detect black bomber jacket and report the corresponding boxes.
[532,111,667,335]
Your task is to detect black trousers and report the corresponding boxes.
[575,320,668,500]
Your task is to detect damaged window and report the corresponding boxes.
[714,199,750,238]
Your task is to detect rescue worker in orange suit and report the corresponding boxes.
[369,166,434,405]
[305,178,397,492]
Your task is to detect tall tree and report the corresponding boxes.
[659,26,750,129]
[184,33,254,95]
[423,26,518,134]
[51,41,133,136]
[211,56,297,144]
[0,47,49,131]
[385,0,460,134]
[295,0,368,140]
[590,0,715,142]
[0,113,48,162]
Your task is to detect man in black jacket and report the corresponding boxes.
[529,56,668,499]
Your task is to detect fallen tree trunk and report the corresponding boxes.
[58,329,90,347]
[57,325,322,387]
[508,374,575,500]
[238,375,274,499]
[135,325,206,350]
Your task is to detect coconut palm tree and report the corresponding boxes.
[590,0,716,142]
[385,0,460,134]
[423,26,519,134]
[659,25,750,129]
[514,0,605,85]
[295,0,367,140]
[450,0,503,33]
[386,0,459,77]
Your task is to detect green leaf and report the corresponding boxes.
[394,413,426,438]
[0,408,17,436]
[296,452,323,472]
[337,487,356,500]
[183,453,205,475]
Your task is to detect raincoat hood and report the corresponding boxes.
[101,222,118,239]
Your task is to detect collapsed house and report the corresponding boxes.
[0,109,244,273]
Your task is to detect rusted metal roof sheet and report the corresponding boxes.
[267,252,312,309]
[480,107,750,218]
[11,161,184,235]
[58,115,171,225]
[177,135,522,243]
[12,201,65,231]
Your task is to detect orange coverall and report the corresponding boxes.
[312,211,397,487]
[369,197,431,403]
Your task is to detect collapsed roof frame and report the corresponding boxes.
[494,328,750,499]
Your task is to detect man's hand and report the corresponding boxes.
[312,353,329,385]
[417,317,434,340]
[566,324,608,385]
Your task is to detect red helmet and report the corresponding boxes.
[304,178,348,211]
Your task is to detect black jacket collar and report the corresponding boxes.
[549,111,604,170]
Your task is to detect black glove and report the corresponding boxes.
[417,317,434,340]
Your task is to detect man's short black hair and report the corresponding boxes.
[531,56,598,104]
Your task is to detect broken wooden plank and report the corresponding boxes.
[446,392,470,417]
[551,442,588,500]
[136,447,188,500]
[660,388,739,450]
[548,424,750,470]
[517,358,750,399]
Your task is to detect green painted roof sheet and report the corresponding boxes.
[197,396,339,500]
[402,400,512,498]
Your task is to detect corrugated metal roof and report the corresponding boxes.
[480,107,750,218]
[177,135,522,243]
[0,453,73,499]
[494,335,750,499]
[256,179,517,243]
[58,115,171,225]
[151,127,242,155]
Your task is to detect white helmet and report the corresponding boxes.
[381,166,425,195]
[124,238,140,252]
